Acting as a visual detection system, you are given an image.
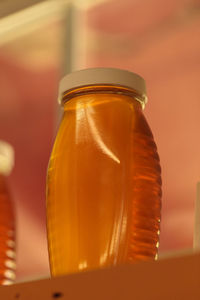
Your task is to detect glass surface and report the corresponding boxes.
[46,88,161,275]
[0,174,15,285]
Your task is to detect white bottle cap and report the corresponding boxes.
[0,141,14,176]
[58,68,147,108]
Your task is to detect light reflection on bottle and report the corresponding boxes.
[78,261,88,270]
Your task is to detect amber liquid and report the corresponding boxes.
[0,175,15,285]
[46,91,161,276]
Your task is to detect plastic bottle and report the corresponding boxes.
[0,141,16,285]
[46,68,162,276]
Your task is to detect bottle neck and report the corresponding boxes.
[61,85,146,110]
[0,173,8,193]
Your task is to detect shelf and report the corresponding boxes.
[1,251,200,299]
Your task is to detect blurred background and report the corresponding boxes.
[0,0,200,282]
